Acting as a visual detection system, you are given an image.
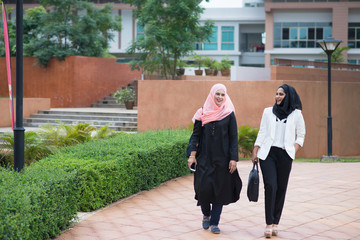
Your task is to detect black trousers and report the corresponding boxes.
[259,147,293,225]
[201,203,223,226]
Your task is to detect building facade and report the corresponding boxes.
[264,0,360,67]
[5,0,360,68]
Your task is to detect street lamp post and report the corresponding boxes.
[14,0,25,172]
[316,37,342,161]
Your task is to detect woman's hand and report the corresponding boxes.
[188,156,197,170]
[252,146,260,163]
[229,160,237,174]
[295,143,301,154]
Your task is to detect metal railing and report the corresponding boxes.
[274,58,360,70]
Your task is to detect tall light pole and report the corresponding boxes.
[14,0,25,172]
[317,37,342,161]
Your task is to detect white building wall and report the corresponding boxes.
[348,9,360,22]
[231,66,270,81]
[108,9,133,54]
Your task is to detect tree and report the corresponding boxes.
[0,5,16,57]
[330,46,350,63]
[23,0,121,67]
[126,0,214,80]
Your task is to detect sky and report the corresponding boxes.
[200,0,244,8]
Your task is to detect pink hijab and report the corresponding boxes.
[192,83,235,126]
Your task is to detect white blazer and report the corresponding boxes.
[254,107,305,160]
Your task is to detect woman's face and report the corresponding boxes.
[214,89,225,106]
[275,88,286,105]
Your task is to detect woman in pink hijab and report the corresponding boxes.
[188,83,242,234]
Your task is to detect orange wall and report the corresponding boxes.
[0,56,142,108]
[271,66,360,82]
[0,98,50,127]
[137,80,360,158]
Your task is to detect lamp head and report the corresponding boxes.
[317,38,342,54]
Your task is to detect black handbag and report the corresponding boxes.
[247,161,259,202]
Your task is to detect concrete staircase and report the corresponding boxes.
[91,95,125,108]
[23,108,137,132]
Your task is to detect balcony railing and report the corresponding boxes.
[274,58,360,71]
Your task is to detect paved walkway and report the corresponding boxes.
[56,161,360,240]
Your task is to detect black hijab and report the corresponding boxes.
[272,84,302,120]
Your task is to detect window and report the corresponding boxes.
[195,27,218,50]
[273,22,332,48]
[348,23,360,48]
[221,26,234,50]
[136,23,144,39]
[204,27,218,50]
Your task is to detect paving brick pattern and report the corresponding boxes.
[56,161,360,240]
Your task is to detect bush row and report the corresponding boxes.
[0,130,191,239]
[0,167,79,240]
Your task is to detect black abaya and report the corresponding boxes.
[190,112,242,206]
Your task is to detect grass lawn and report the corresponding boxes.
[295,158,360,163]
[239,158,360,162]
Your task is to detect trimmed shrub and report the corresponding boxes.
[0,167,79,240]
[0,129,191,239]
[33,129,191,211]
[238,125,259,158]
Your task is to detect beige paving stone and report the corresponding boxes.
[55,162,360,240]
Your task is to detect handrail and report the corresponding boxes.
[274,58,360,70]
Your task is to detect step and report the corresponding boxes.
[91,103,126,108]
[23,122,137,132]
[38,110,137,117]
[104,96,117,101]
[28,113,137,122]
[97,99,118,104]
[23,118,137,127]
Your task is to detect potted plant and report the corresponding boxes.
[211,59,220,76]
[176,59,187,76]
[113,87,135,109]
[192,54,205,76]
[220,57,232,76]
[203,56,215,76]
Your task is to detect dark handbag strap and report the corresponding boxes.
[253,161,258,172]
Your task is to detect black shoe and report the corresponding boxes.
[202,216,210,229]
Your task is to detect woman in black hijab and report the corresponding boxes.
[252,84,306,238]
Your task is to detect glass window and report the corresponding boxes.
[299,28,307,39]
[274,41,281,48]
[274,28,281,40]
[282,28,289,40]
[221,26,234,50]
[290,41,298,48]
[349,28,355,40]
[316,28,323,39]
[204,26,218,50]
[299,41,307,48]
[307,41,315,48]
[137,23,144,39]
[357,29,360,39]
[282,41,290,48]
[274,22,332,48]
[324,27,332,38]
[308,28,315,39]
[290,28,298,40]
[348,41,355,48]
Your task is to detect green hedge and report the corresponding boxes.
[33,130,191,211]
[0,167,79,240]
[0,130,191,239]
